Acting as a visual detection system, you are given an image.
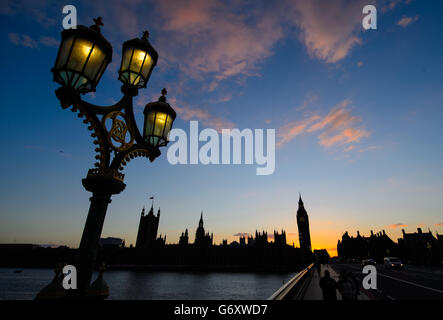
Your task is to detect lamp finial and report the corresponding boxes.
[91,17,104,32]
[159,88,167,102]
[142,31,150,41]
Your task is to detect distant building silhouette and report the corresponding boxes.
[247,235,254,246]
[156,234,166,246]
[255,231,268,246]
[135,205,160,249]
[338,230,397,262]
[398,228,441,265]
[179,229,189,246]
[194,212,213,248]
[314,249,330,263]
[99,237,125,248]
[274,230,287,247]
[296,194,312,254]
[337,228,443,265]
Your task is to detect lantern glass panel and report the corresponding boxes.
[67,38,93,72]
[52,25,112,93]
[129,48,146,72]
[129,72,140,86]
[141,54,153,78]
[164,114,173,139]
[153,112,167,137]
[55,35,74,69]
[119,45,154,87]
[84,45,106,81]
[144,110,156,137]
[120,47,133,72]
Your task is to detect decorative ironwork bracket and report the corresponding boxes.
[55,85,161,183]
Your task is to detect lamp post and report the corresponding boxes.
[38,18,176,299]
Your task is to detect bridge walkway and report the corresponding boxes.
[301,264,370,300]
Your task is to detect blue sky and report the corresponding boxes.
[0,0,442,255]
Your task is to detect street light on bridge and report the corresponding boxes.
[37,17,176,299]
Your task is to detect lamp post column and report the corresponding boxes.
[76,174,126,295]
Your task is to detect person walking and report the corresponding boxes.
[336,271,358,300]
[319,270,337,300]
[347,271,360,299]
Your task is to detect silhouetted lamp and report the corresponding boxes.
[52,17,112,94]
[143,88,176,147]
[119,31,158,89]
[42,17,178,299]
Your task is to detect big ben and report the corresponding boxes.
[296,194,312,254]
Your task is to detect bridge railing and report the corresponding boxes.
[267,263,314,300]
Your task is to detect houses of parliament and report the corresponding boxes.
[135,195,312,250]
[97,195,315,271]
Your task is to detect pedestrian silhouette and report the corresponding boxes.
[336,271,358,300]
[347,271,360,299]
[319,270,337,300]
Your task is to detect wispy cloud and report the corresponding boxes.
[8,33,58,48]
[289,0,367,63]
[397,15,419,28]
[8,33,37,48]
[154,0,284,89]
[296,94,318,111]
[381,0,412,13]
[169,97,234,132]
[233,232,250,237]
[318,127,369,148]
[277,99,370,151]
[277,115,320,148]
[216,94,233,103]
[0,0,57,27]
[344,145,356,152]
[358,145,379,152]
[387,223,408,229]
[39,36,58,47]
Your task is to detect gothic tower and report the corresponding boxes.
[179,229,189,246]
[297,194,312,254]
[194,211,213,247]
[195,211,205,246]
[135,204,160,249]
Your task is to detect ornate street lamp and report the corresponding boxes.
[119,31,158,89]
[143,88,176,147]
[52,17,112,93]
[38,18,176,299]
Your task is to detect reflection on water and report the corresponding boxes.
[0,268,295,300]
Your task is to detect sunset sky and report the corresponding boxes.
[1,0,442,256]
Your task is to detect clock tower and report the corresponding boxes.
[297,193,312,254]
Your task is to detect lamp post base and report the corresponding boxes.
[35,173,125,300]
[77,174,126,296]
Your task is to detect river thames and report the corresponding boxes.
[0,268,295,300]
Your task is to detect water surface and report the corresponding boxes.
[0,268,294,300]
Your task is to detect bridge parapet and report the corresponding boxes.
[268,263,314,300]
